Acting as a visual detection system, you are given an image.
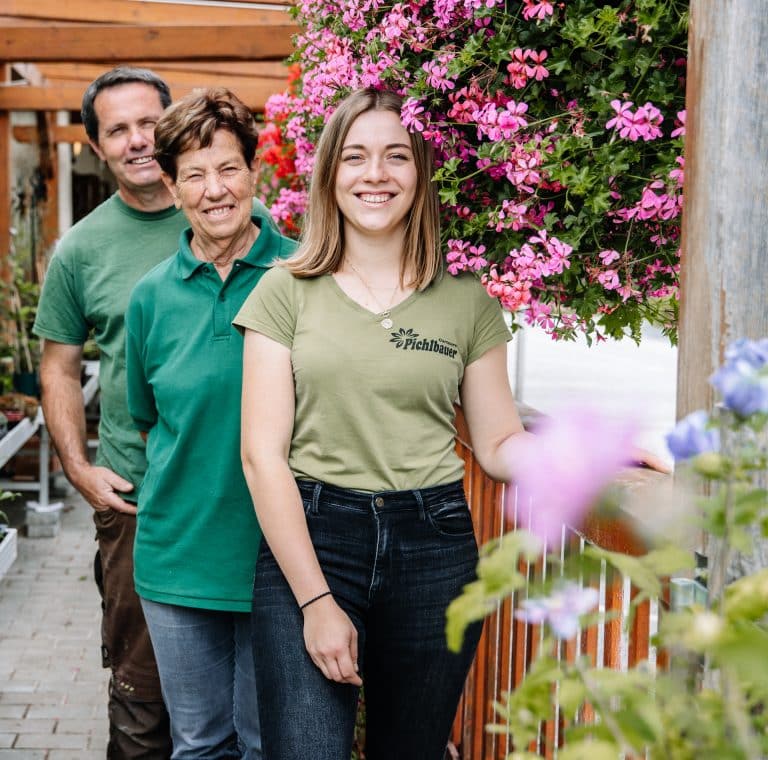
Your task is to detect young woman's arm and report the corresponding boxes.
[460,342,671,480]
[459,342,532,482]
[240,330,362,686]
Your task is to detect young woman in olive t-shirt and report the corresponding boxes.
[235,88,530,760]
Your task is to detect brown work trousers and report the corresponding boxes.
[93,508,172,759]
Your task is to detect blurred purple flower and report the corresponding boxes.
[507,407,636,545]
[723,338,768,369]
[515,583,599,640]
[710,342,768,418]
[666,410,720,461]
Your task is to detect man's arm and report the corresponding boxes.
[40,340,136,514]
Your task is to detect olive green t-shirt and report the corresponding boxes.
[126,217,296,611]
[234,267,511,492]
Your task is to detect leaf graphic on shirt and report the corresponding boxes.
[390,328,419,348]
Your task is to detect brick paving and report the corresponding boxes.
[0,492,109,758]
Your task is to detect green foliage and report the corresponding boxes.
[448,399,768,757]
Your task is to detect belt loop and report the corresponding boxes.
[311,482,322,515]
[413,489,426,521]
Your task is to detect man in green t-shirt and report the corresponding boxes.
[33,67,275,758]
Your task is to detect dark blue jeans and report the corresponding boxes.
[251,479,483,760]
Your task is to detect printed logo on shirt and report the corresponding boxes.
[389,328,458,359]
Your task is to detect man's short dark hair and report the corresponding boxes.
[81,67,172,143]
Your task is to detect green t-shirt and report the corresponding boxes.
[233,267,511,492]
[33,193,278,497]
[33,194,185,494]
[126,217,296,611]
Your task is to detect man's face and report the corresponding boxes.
[89,82,166,196]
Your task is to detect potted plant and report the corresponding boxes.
[0,505,18,581]
[8,272,40,397]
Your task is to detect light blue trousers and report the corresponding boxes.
[140,598,261,759]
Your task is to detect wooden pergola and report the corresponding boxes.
[0,0,299,265]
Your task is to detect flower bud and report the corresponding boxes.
[685,611,724,649]
[692,452,726,478]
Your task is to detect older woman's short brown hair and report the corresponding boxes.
[154,87,259,180]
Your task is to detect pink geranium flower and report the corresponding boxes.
[506,407,637,545]
[522,0,554,21]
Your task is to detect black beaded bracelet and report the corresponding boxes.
[299,590,332,611]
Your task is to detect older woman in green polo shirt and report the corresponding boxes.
[124,87,295,759]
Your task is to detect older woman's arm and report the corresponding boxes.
[241,330,362,686]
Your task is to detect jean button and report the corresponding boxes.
[374,496,384,507]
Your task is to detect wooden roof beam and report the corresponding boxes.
[35,61,289,85]
[0,24,298,62]
[13,123,87,144]
[0,81,281,111]
[0,0,290,25]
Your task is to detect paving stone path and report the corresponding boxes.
[0,493,108,759]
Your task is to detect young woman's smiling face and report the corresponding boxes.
[335,109,418,240]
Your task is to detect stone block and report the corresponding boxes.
[25,504,64,539]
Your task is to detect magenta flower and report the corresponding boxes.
[506,407,637,545]
[524,49,549,81]
[605,99,634,131]
[401,97,426,132]
[522,0,554,21]
[598,269,620,290]
[599,249,621,265]
[671,109,686,138]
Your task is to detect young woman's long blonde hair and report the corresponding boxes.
[284,89,441,289]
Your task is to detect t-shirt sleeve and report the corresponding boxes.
[466,281,512,365]
[125,292,158,432]
[33,250,89,344]
[232,267,296,349]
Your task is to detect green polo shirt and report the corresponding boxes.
[33,193,278,499]
[125,215,296,611]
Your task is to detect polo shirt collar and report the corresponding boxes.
[177,214,279,280]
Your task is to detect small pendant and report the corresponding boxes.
[380,317,394,329]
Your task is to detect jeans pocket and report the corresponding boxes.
[425,499,475,538]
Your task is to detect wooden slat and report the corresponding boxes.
[0,81,283,112]
[628,589,650,666]
[0,0,289,25]
[36,61,288,82]
[33,70,280,93]
[13,124,87,144]
[0,24,298,62]
[603,575,623,670]
[0,108,10,282]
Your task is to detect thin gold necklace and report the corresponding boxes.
[347,262,399,329]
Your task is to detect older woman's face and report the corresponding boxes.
[166,129,256,247]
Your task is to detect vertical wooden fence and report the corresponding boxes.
[450,409,666,758]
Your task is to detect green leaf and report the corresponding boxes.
[558,677,587,716]
[643,545,696,575]
[558,740,619,760]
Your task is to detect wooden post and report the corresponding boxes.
[678,1,768,413]
[678,2,768,576]
[0,64,10,282]
[0,108,9,279]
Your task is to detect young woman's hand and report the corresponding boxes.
[302,596,363,686]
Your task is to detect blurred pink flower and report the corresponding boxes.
[507,408,637,545]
